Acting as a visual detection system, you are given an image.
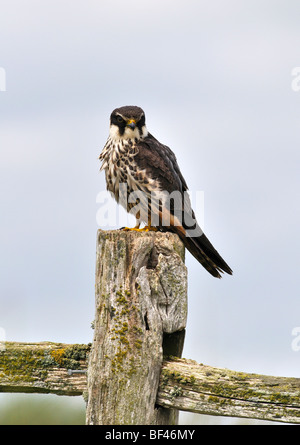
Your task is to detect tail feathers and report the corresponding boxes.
[155,207,232,278]
[178,231,233,279]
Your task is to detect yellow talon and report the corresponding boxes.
[142,225,158,232]
[122,227,140,232]
[122,225,158,232]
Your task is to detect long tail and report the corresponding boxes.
[181,231,233,278]
[157,207,233,278]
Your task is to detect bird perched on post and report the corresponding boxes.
[99,105,232,278]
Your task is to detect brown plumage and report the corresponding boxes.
[99,105,232,278]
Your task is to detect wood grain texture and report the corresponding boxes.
[85,229,187,425]
[157,357,300,424]
[0,342,89,396]
[2,344,300,424]
[2,230,299,425]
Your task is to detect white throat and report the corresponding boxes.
[109,124,148,141]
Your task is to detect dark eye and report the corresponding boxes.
[116,115,124,123]
[137,114,145,128]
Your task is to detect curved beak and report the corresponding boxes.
[127,119,136,130]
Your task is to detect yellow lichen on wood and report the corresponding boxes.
[0,342,90,395]
[50,349,66,366]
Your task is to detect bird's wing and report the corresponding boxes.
[135,133,187,192]
[135,133,200,232]
[134,134,232,278]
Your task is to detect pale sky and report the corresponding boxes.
[1,0,300,424]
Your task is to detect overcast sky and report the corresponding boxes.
[1,0,300,424]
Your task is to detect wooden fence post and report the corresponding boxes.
[85,229,187,425]
[1,230,300,424]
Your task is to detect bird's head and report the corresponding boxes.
[109,106,148,141]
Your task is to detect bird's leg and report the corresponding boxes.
[122,225,158,232]
[144,210,159,232]
[122,219,141,231]
[122,217,158,232]
[140,224,158,232]
[137,213,158,232]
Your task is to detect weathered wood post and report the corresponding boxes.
[2,230,300,423]
[85,229,187,425]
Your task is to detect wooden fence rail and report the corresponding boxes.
[1,342,300,424]
[1,230,299,424]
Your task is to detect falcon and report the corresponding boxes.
[99,105,232,278]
